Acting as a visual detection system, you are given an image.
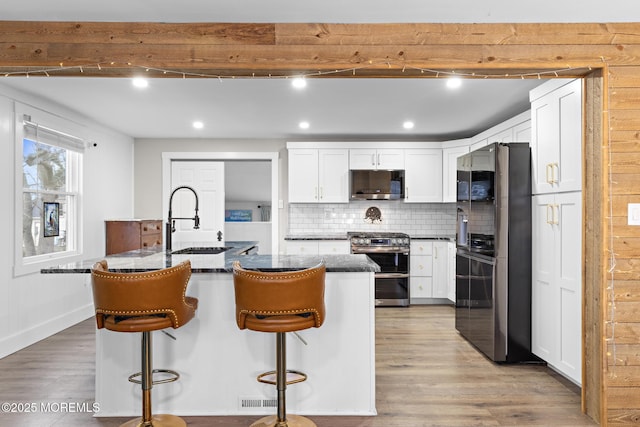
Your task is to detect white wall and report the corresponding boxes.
[0,83,134,358]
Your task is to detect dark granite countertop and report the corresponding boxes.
[41,240,379,274]
[284,234,348,241]
[410,236,455,241]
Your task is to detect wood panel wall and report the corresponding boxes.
[2,21,640,426]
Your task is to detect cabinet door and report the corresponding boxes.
[349,149,377,169]
[289,149,319,202]
[404,149,443,203]
[532,192,582,384]
[512,120,531,142]
[447,242,456,302]
[377,149,405,169]
[442,146,469,202]
[318,149,349,203]
[531,79,582,194]
[555,191,582,384]
[531,194,558,363]
[432,242,449,298]
[556,81,582,193]
[349,148,405,170]
[487,127,513,144]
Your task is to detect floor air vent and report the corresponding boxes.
[239,396,277,410]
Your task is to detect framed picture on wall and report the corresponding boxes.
[43,202,60,237]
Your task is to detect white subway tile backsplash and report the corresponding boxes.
[288,201,457,236]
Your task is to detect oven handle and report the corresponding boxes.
[351,248,410,255]
[375,273,410,279]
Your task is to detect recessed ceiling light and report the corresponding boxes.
[192,121,204,129]
[403,121,415,129]
[299,121,310,129]
[132,77,149,89]
[446,76,462,89]
[292,78,307,89]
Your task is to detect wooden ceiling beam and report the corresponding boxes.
[0,21,633,78]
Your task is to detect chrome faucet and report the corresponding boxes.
[166,185,200,251]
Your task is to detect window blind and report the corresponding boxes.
[23,117,86,152]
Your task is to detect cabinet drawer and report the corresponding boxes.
[285,241,319,255]
[410,255,433,276]
[317,240,350,254]
[141,233,162,249]
[410,276,433,298]
[141,220,162,235]
[410,242,433,255]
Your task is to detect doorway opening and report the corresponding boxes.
[161,152,279,255]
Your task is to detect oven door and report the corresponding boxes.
[365,251,410,307]
[365,251,409,274]
[375,274,409,306]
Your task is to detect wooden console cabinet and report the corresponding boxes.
[105,219,163,255]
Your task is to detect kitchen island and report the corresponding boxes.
[41,242,379,418]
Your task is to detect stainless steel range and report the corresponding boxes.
[349,232,410,307]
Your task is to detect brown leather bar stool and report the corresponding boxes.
[232,260,326,427]
[91,260,198,427]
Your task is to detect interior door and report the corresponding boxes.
[170,161,225,246]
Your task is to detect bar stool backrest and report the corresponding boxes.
[90,260,196,331]
[232,260,326,333]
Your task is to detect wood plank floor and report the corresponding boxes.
[0,305,597,426]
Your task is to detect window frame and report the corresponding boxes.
[13,104,85,276]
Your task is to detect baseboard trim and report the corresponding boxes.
[0,304,93,359]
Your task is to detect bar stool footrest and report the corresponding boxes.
[257,369,307,385]
[120,413,187,427]
[250,414,317,427]
[128,368,180,385]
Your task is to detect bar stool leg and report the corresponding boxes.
[142,331,153,424]
[276,332,286,425]
[120,331,186,427]
[251,332,316,427]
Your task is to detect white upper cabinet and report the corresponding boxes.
[530,79,582,194]
[442,145,469,203]
[404,149,443,203]
[288,148,349,203]
[350,148,405,170]
[468,110,531,152]
[512,120,532,142]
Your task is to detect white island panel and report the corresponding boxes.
[95,271,376,417]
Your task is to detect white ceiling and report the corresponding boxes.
[0,1,632,141]
[1,0,635,23]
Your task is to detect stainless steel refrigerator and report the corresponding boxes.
[455,142,536,363]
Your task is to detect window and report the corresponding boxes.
[15,107,84,275]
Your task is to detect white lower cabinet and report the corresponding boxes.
[285,240,350,255]
[410,241,454,304]
[532,191,582,384]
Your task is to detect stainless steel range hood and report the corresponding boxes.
[350,170,405,200]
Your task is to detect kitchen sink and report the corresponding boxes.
[171,246,231,255]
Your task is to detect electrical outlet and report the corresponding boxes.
[629,203,640,226]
